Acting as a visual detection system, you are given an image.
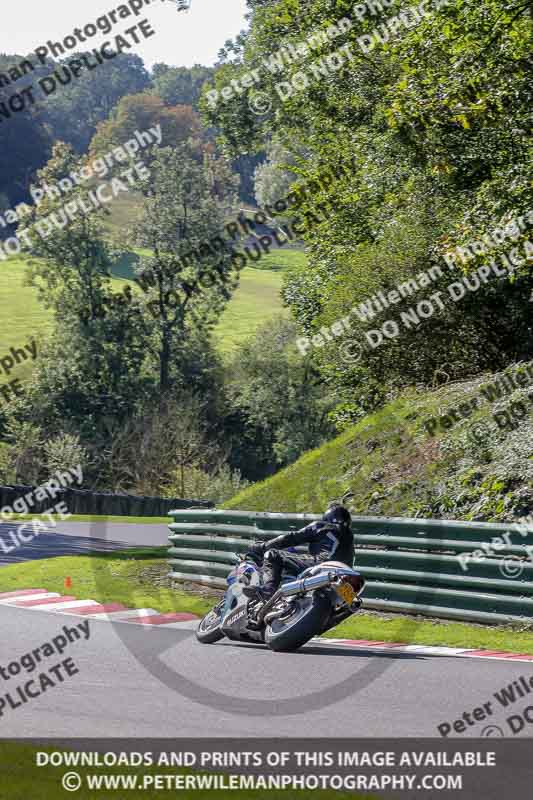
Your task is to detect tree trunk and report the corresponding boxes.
[160,329,172,393]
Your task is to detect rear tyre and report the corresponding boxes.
[196,606,224,644]
[265,593,331,652]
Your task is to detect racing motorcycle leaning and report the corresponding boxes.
[196,551,365,653]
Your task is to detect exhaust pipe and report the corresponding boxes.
[256,572,336,625]
[280,572,334,597]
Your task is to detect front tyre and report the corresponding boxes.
[265,593,331,652]
[196,606,225,644]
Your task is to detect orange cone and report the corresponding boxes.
[64,577,72,589]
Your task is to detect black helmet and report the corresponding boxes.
[322,504,351,528]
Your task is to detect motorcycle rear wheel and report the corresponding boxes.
[265,593,330,652]
[196,606,224,644]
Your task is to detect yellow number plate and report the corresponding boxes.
[336,582,355,605]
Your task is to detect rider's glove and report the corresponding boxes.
[245,541,266,565]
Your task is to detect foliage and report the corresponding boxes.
[163,462,250,505]
[0,59,52,210]
[224,363,533,525]
[254,140,299,223]
[151,63,215,109]
[0,419,43,485]
[89,93,203,159]
[0,51,150,212]
[204,0,533,411]
[224,317,337,480]
[40,53,150,153]
[132,143,239,392]
[102,395,222,495]
[19,142,151,432]
[42,433,89,477]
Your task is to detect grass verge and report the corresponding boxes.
[1,553,533,654]
[0,550,215,618]
[323,611,533,654]
[7,514,170,524]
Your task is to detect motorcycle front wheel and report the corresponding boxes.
[196,605,225,644]
[265,593,330,652]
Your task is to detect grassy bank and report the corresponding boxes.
[224,365,533,524]
[323,612,533,653]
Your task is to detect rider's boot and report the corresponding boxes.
[244,583,277,628]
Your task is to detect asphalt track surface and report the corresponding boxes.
[0,521,167,565]
[1,603,531,738]
[1,521,531,738]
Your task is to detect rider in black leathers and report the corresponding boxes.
[246,504,354,601]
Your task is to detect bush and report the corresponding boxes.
[164,463,250,505]
[43,433,89,478]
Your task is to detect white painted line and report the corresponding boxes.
[315,639,468,657]
[315,639,533,662]
[158,620,199,630]
[32,599,99,611]
[402,645,467,656]
[0,592,59,604]
[88,608,158,620]
[453,651,533,663]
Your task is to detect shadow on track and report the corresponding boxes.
[217,640,424,660]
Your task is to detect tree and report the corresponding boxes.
[103,395,221,495]
[132,143,239,393]
[254,140,298,222]
[204,0,533,416]
[43,433,89,477]
[89,93,203,158]
[224,317,336,479]
[0,419,43,485]
[0,51,150,215]
[151,64,214,109]
[0,57,52,212]
[19,142,151,435]
[41,53,150,152]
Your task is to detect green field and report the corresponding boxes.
[0,257,52,382]
[101,190,143,237]
[0,250,303,372]
[215,266,287,352]
[246,248,307,272]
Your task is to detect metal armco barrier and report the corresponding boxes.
[168,510,533,625]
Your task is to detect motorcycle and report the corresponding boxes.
[196,554,365,652]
